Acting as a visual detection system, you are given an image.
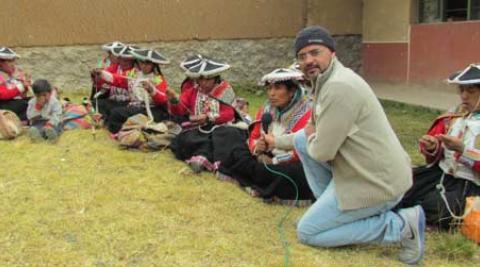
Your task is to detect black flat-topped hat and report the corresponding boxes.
[448,64,480,85]
[130,48,170,65]
[112,45,139,58]
[186,58,230,78]
[180,54,204,71]
[0,47,19,60]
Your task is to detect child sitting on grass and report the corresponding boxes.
[26,79,62,142]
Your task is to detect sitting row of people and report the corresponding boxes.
[0,42,313,204]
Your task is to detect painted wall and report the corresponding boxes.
[0,0,305,47]
[409,21,480,82]
[307,0,363,34]
[363,43,408,82]
[362,0,412,82]
[362,0,412,42]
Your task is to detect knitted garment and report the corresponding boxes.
[127,71,163,105]
[264,90,310,135]
[194,80,235,120]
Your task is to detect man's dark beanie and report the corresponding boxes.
[294,26,335,55]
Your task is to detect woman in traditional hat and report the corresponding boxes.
[218,68,314,204]
[179,54,203,93]
[97,47,173,133]
[94,45,137,123]
[166,57,242,173]
[0,47,31,121]
[90,41,125,100]
[397,64,480,230]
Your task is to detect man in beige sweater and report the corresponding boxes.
[282,26,425,265]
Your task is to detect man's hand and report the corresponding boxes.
[418,135,438,152]
[437,134,465,153]
[304,123,315,138]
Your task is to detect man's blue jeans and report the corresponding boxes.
[293,130,404,247]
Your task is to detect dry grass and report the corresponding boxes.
[0,87,478,266]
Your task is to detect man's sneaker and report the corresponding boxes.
[44,128,59,143]
[398,205,426,265]
[27,127,43,142]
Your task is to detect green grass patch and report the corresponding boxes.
[0,86,477,266]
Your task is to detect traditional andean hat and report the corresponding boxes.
[448,64,480,85]
[112,45,139,58]
[259,68,304,86]
[102,41,125,53]
[0,47,19,60]
[130,48,170,65]
[185,58,230,78]
[180,54,204,71]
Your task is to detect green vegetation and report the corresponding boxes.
[0,86,477,266]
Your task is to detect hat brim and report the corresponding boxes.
[447,64,480,85]
[259,68,304,86]
[186,59,230,78]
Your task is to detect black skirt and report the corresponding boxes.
[0,99,28,121]
[215,127,314,201]
[397,164,480,230]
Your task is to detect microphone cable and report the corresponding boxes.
[263,162,299,267]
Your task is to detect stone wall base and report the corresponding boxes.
[15,36,362,92]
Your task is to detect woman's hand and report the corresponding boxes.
[141,80,155,95]
[257,154,273,164]
[190,114,208,125]
[419,135,438,152]
[166,87,178,99]
[262,133,275,150]
[255,138,268,154]
[437,134,465,153]
[22,73,32,89]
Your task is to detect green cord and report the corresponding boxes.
[263,163,299,267]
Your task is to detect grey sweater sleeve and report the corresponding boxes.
[47,97,63,127]
[26,98,39,121]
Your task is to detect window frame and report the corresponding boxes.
[417,0,480,23]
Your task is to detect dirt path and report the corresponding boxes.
[371,82,458,111]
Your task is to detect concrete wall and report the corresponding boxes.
[0,0,305,47]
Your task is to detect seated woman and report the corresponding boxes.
[97,48,172,133]
[94,45,137,124]
[90,41,124,100]
[167,57,242,173]
[219,68,314,204]
[397,64,480,230]
[178,54,203,93]
[0,47,30,121]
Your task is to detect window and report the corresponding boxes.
[418,0,480,23]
